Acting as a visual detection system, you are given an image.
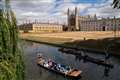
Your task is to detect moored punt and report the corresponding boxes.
[36,54,82,78]
[59,48,114,68]
[83,55,114,68]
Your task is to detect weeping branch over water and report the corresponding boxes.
[112,0,120,9]
[0,0,24,80]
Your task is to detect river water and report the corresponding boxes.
[22,41,120,80]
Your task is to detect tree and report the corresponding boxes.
[0,0,24,80]
[112,0,120,9]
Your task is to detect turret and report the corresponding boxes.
[88,15,90,18]
[107,17,110,20]
[67,8,70,27]
[35,19,37,24]
[94,14,97,20]
[75,7,79,30]
[25,20,27,24]
[75,7,77,16]
[28,20,30,24]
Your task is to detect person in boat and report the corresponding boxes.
[37,53,45,65]
[44,61,49,67]
[37,53,43,58]
[51,61,58,70]
[53,63,58,70]
[43,59,55,68]
[55,64,71,74]
[61,65,71,74]
[48,59,55,68]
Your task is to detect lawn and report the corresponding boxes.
[20,31,120,56]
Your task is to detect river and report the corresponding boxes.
[22,41,120,80]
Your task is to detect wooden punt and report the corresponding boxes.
[83,55,114,68]
[36,55,82,78]
[59,48,114,68]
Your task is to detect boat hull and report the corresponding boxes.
[37,63,81,79]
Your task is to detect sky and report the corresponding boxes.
[1,0,120,24]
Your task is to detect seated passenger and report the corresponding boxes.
[37,54,43,58]
[44,62,49,67]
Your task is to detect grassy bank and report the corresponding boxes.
[63,38,120,56]
[20,34,120,57]
[21,35,72,45]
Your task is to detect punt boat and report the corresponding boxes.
[59,48,114,68]
[36,54,82,78]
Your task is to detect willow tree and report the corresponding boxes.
[112,0,120,8]
[0,0,24,80]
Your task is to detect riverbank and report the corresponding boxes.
[20,31,120,40]
[20,32,120,57]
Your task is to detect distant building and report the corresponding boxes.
[19,7,120,32]
[18,23,63,33]
[67,7,120,31]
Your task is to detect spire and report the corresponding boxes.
[28,20,30,24]
[67,8,70,26]
[35,19,37,24]
[114,16,116,19]
[67,8,70,17]
[107,17,110,20]
[26,20,27,24]
[75,7,77,16]
[75,6,79,30]
[23,21,24,24]
[88,15,90,18]
[94,14,97,20]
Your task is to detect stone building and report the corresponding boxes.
[67,7,120,31]
[67,7,79,31]
[18,22,63,33]
[80,17,120,31]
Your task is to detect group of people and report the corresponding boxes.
[43,59,71,74]
[37,53,72,74]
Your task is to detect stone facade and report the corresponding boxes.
[80,17,120,31]
[68,7,120,31]
[18,23,63,33]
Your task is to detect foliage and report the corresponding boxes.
[112,0,120,9]
[0,0,24,80]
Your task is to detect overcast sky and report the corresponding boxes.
[4,0,120,24]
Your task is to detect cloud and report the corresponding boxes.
[21,12,48,17]
[86,0,120,18]
[0,1,3,9]
[31,0,56,3]
[10,0,120,24]
[10,0,56,24]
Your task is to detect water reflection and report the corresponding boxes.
[22,41,120,80]
[103,66,110,77]
[59,48,114,78]
[38,67,81,80]
[75,55,82,62]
